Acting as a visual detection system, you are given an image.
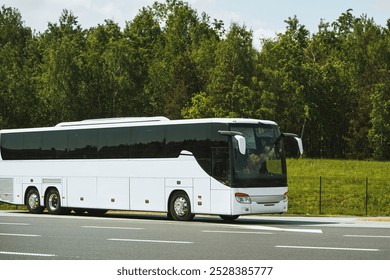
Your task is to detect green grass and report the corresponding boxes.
[287,158,390,178]
[0,204,26,210]
[287,159,390,216]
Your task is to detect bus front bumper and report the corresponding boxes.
[232,192,288,215]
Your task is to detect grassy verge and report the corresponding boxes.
[287,159,390,216]
[0,204,26,210]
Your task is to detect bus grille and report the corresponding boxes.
[251,195,285,204]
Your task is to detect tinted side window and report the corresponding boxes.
[166,123,211,173]
[41,131,68,159]
[68,129,98,159]
[23,132,42,159]
[129,126,165,158]
[0,133,23,160]
[98,127,130,158]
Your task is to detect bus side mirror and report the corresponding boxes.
[218,130,246,155]
[294,137,303,155]
[282,133,303,155]
[234,135,246,155]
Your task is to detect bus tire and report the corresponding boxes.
[169,191,194,221]
[26,188,44,214]
[45,188,63,215]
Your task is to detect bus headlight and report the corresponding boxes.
[235,192,251,204]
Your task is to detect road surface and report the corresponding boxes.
[0,210,389,260]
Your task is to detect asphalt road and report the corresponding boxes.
[0,210,389,260]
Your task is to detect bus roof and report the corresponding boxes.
[0,117,278,134]
[55,116,170,127]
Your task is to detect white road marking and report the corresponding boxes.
[0,251,56,257]
[108,238,193,244]
[82,226,143,230]
[275,245,380,252]
[344,234,390,239]
[0,233,40,237]
[229,224,323,234]
[202,230,273,235]
[0,222,30,226]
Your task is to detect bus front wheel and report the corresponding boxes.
[169,191,194,221]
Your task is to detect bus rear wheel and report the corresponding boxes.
[26,188,44,214]
[45,188,67,215]
[169,191,194,221]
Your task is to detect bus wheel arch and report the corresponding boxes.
[168,190,195,221]
[25,187,44,214]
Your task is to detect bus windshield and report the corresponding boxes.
[230,123,287,188]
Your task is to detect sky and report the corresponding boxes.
[3,0,390,49]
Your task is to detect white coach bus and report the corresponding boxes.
[0,117,302,221]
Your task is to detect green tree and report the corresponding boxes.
[0,6,36,128]
[83,19,142,118]
[338,12,385,159]
[184,23,256,118]
[145,0,220,119]
[256,17,309,137]
[36,10,86,124]
[124,7,162,116]
[369,83,390,160]
[2,2,389,160]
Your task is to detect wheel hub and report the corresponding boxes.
[48,193,59,211]
[28,193,39,209]
[174,197,188,217]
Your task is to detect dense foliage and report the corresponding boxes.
[1,1,389,160]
